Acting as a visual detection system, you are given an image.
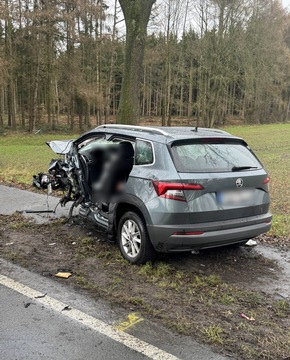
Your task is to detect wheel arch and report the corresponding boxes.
[115,202,148,228]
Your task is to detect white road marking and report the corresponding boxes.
[0,274,180,360]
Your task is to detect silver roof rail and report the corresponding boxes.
[97,124,169,136]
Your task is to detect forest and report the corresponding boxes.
[0,0,290,131]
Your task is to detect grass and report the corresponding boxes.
[138,262,172,278]
[273,299,290,318]
[0,132,77,184]
[0,123,290,237]
[202,325,225,345]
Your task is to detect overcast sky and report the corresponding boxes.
[282,0,290,8]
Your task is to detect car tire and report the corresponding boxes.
[117,211,156,264]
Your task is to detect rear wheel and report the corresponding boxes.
[117,211,156,264]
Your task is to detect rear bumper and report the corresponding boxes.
[147,213,272,252]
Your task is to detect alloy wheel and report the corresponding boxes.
[121,219,141,258]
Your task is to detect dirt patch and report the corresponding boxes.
[1,213,290,360]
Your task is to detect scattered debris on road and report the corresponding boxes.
[245,239,257,247]
[34,293,47,299]
[240,313,255,321]
[55,270,72,279]
[24,302,32,308]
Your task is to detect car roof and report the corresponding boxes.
[89,124,241,144]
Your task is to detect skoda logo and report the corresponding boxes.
[236,178,243,188]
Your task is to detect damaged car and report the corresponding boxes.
[34,124,272,264]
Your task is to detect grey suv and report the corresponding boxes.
[45,124,271,264]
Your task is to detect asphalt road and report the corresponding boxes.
[0,184,70,223]
[0,185,230,360]
[0,284,147,360]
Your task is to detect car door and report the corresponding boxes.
[71,133,107,202]
[74,133,134,204]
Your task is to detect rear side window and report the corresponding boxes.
[135,139,154,165]
[171,141,262,173]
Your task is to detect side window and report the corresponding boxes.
[135,139,154,166]
[111,137,135,146]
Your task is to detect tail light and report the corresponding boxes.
[263,177,270,185]
[152,181,204,202]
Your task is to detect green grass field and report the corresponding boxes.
[0,124,289,238]
[0,133,76,184]
[225,124,290,238]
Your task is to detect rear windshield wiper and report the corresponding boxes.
[232,166,258,172]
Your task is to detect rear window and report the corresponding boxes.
[171,141,262,173]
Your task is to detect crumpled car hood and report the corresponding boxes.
[46,140,73,154]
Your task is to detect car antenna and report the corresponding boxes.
[195,126,198,132]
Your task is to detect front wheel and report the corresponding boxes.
[117,211,156,264]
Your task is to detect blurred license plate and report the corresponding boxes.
[217,190,254,206]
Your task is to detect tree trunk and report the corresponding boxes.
[105,0,118,124]
[117,0,156,124]
[5,0,16,130]
[7,81,16,129]
[0,86,4,126]
[188,61,193,118]
[29,58,40,132]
